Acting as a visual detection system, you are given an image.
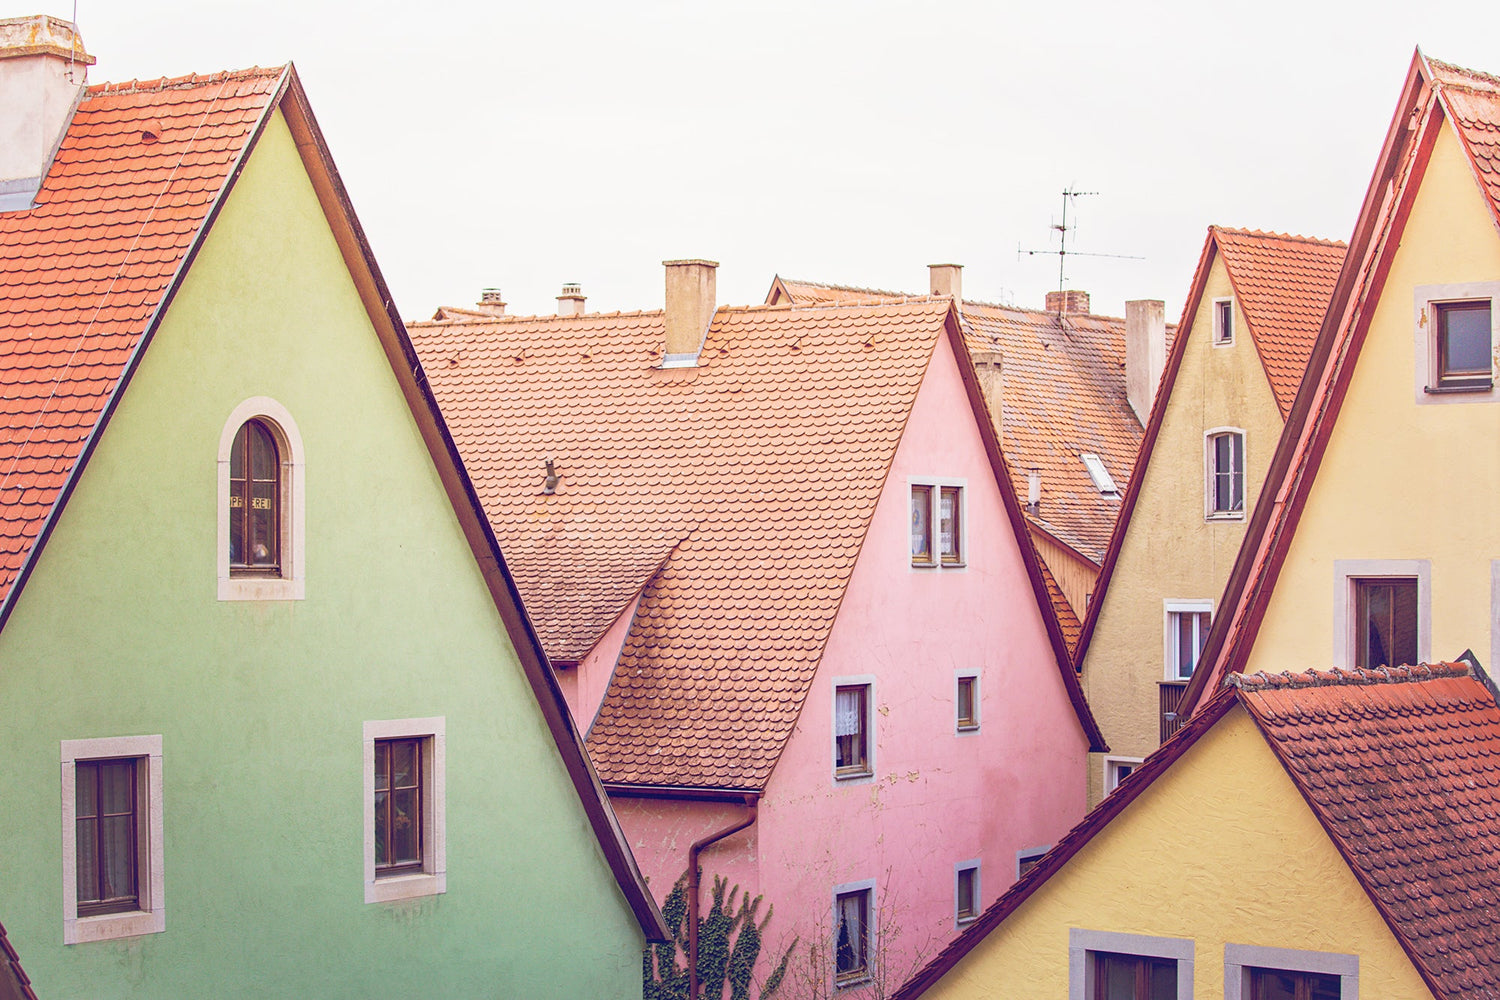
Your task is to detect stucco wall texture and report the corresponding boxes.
[0,111,645,998]
[609,329,1091,995]
[1245,121,1500,679]
[1081,254,1284,805]
[915,709,1436,1000]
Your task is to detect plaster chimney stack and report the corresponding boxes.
[0,15,94,212]
[477,288,506,316]
[556,283,586,316]
[1125,299,1167,424]
[662,259,717,367]
[970,350,1003,435]
[1027,469,1041,513]
[929,263,962,302]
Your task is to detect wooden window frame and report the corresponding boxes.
[374,737,425,876]
[1352,577,1419,669]
[228,418,282,577]
[955,672,979,732]
[833,682,873,781]
[218,398,305,602]
[1213,297,1235,346]
[911,485,935,566]
[1092,952,1178,1000]
[832,881,874,988]
[363,718,446,904]
[73,758,141,916]
[939,486,964,564]
[60,734,164,944]
[1433,299,1493,391]
[910,478,967,569]
[954,861,980,925]
[1068,928,1194,1000]
[1224,944,1357,1000]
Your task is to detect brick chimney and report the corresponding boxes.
[1126,299,1167,423]
[556,283,586,317]
[929,263,962,301]
[662,259,717,367]
[1045,289,1091,315]
[0,15,93,212]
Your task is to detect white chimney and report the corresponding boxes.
[556,283,586,317]
[1126,299,1167,423]
[0,15,93,212]
[662,259,717,367]
[1027,469,1041,512]
[477,288,506,316]
[929,263,962,301]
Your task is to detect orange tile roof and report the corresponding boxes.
[1037,555,1081,653]
[1429,57,1500,228]
[0,67,283,606]
[1213,228,1346,416]
[412,300,1098,788]
[894,663,1499,1000]
[1237,664,1500,999]
[772,279,1165,563]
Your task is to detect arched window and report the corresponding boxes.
[229,419,281,574]
[218,398,304,601]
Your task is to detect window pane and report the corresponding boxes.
[1100,955,1138,1000]
[957,677,976,727]
[1251,968,1298,1000]
[957,868,976,918]
[248,422,278,479]
[835,892,867,978]
[1307,972,1342,1000]
[911,487,932,561]
[1440,302,1491,376]
[940,487,961,562]
[98,760,134,814]
[835,687,868,772]
[99,813,136,901]
[1357,579,1417,668]
[389,786,420,865]
[75,816,98,903]
[76,763,98,817]
[1392,581,1418,667]
[1175,613,1195,679]
[1147,959,1176,1000]
[1230,435,1244,511]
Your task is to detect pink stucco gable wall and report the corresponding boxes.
[612,328,1090,994]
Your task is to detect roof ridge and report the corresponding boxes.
[778,276,911,299]
[1427,55,1500,92]
[88,65,285,96]
[1212,226,1348,248]
[1228,661,1471,691]
[416,298,951,327]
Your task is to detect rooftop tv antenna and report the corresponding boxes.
[1018,187,1142,298]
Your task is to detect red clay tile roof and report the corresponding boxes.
[1038,555,1081,653]
[0,921,37,1000]
[895,663,1499,1000]
[771,279,1167,564]
[0,67,283,607]
[1236,663,1500,1000]
[1429,57,1500,228]
[1213,228,1346,416]
[412,300,1098,788]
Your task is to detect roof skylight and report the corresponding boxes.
[1080,453,1119,496]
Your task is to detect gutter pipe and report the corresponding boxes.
[688,795,758,1000]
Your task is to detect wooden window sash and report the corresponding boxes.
[75,758,140,916]
[1435,300,1493,388]
[229,419,282,577]
[374,738,424,875]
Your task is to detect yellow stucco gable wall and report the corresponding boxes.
[1082,254,1284,804]
[1244,119,1500,677]
[916,708,1435,1000]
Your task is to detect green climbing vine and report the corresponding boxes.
[643,871,795,1000]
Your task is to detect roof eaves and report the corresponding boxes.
[0,920,37,1000]
[0,64,292,634]
[1180,54,1445,717]
[890,686,1239,1000]
[276,68,669,941]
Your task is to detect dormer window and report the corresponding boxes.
[229,419,280,575]
[1080,454,1119,498]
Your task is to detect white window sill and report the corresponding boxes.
[219,575,304,601]
[836,974,873,991]
[1205,512,1245,523]
[365,871,446,904]
[65,908,164,945]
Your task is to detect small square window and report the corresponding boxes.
[1206,430,1245,517]
[911,486,934,565]
[1214,298,1235,345]
[1105,757,1143,792]
[1017,846,1049,879]
[1433,300,1492,390]
[956,674,979,731]
[955,862,980,924]
[834,684,872,779]
[364,718,445,903]
[1354,578,1418,668]
[834,886,872,986]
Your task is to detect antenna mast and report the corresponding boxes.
[1019,187,1143,303]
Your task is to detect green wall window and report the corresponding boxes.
[74,758,139,915]
[229,419,281,574]
[374,737,424,874]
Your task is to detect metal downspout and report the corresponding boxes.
[687,795,758,1000]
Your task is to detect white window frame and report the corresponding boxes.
[1213,297,1235,346]
[217,397,306,601]
[1103,755,1145,793]
[1069,928,1195,1000]
[953,859,980,926]
[1016,845,1050,880]
[832,878,876,990]
[1164,599,1214,681]
[1224,943,1358,1000]
[908,476,967,570]
[1204,427,1246,521]
[831,677,876,786]
[363,717,446,903]
[1332,560,1431,670]
[1413,282,1499,404]
[1080,453,1120,496]
[60,734,165,944]
[954,669,980,733]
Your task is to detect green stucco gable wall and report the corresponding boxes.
[0,108,643,998]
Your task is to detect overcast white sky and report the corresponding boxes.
[34,1,1500,321]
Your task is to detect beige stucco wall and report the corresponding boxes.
[915,708,1436,1000]
[1080,254,1284,805]
[1245,120,1500,678]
